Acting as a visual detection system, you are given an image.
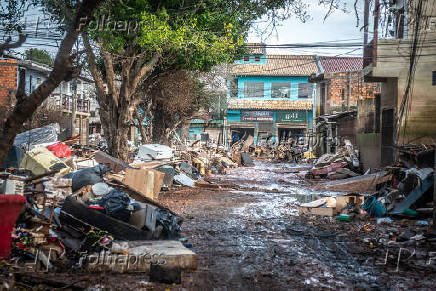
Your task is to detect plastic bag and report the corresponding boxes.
[362,196,386,217]
[155,208,182,239]
[46,142,72,158]
[14,124,59,150]
[98,190,131,222]
[64,164,110,192]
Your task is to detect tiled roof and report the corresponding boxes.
[231,55,318,77]
[227,99,312,111]
[244,43,267,55]
[318,57,363,73]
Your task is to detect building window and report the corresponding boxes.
[244,82,264,98]
[433,71,436,86]
[243,55,249,61]
[36,77,41,85]
[298,83,313,98]
[271,82,291,98]
[254,55,261,62]
[230,78,238,98]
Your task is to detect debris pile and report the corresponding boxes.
[306,139,360,180]
[0,128,212,280]
[0,125,253,280]
[298,151,435,264]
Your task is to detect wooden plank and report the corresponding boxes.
[300,198,326,208]
[298,206,336,216]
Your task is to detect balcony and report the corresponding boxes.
[51,94,91,115]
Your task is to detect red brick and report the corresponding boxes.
[0,59,18,107]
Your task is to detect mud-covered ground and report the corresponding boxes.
[156,161,435,290]
[6,161,435,290]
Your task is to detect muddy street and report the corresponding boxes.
[157,160,431,290]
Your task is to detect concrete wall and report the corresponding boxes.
[357,133,382,171]
[371,0,436,144]
[204,127,222,141]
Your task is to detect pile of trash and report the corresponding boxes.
[0,127,206,280]
[306,140,360,180]
[0,125,258,280]
[254,143,306,163]
[298,151,435,252]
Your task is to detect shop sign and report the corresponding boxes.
[276,110,307,123]
[241,111,273,122]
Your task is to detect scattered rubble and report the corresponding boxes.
[1,123,435,288]
[0,126,255,286]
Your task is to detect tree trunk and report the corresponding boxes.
[97,93,131,161]
[152,106,170,145]
[180,120,191,142]
[0,0,102,165]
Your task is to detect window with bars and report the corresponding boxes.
[298,83,313,98]
[244,82,264,98]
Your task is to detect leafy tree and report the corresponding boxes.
[83,0,313,159]
[24,48,54,66]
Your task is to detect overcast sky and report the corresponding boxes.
[247,0,366,56]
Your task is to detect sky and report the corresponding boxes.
[247,0,366,56]
[4,0,368,59]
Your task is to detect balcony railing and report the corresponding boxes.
[51,94,90,113]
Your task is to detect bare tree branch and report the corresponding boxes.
[82,33,106,98]
[0,32,26,55]
[102,50,120,107]
[130,53,160,98]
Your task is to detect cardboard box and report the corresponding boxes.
[123,168,164,200]
[299,206,336,217]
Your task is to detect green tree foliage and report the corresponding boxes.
[24,48,54,66]
[89,0,310,73]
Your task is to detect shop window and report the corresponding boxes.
[244,82,264,98]
[271,82,291,98]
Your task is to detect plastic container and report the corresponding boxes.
[0,195,26,258]
[336,214,353,222]
[403,208,418,217]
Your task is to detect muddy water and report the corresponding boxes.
[163,161,387,290]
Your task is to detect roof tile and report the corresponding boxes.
[231,55,318,77]
[319,57,363,73]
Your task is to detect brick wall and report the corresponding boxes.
[325,71,378,114]
[0,59,18,107]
